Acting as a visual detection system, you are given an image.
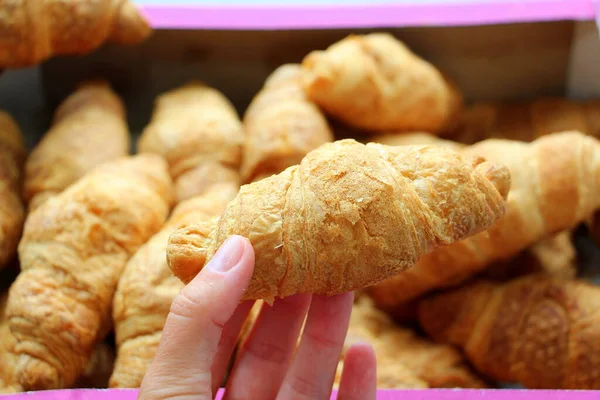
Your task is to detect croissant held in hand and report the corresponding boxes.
[167,139,510,302]
[0,0,151,68]
[419,276,600,389]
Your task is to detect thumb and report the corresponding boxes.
[138,235,255,400]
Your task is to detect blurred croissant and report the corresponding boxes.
[24,80,130,211]
[369,131,597,312]
[0,0,151,68]
[241,64,333,182]
[419,276,600,389]
[301,33,462,134]
[336,296,486,389]
[3,154,172,391]
[138,82,244,202]
[168,139,509,302]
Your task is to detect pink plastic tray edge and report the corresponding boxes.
[140,0,595,30]
[1,388,599,399]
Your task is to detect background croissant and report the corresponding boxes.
[2,154,172,391]
[137,82,244,202]
[337,296,486,389]
[419,276,600,389]
[0,0,151,68]
[241,64,333,183]
[23,81,130,211]
[301,33,463,134]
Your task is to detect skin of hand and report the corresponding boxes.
[138,235,377,400]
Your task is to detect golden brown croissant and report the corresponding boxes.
[368,131,598,312]
[167,139,509,302]
[0,0,151,68]
[110,183,238,388]
[241,64,333,182]
[24,80,130,211]
[339,296,485,389]
[301,33,463,134]
[1,300,115,391]
[0,112,26,270]
[3,154,172,391]
[419,276,600,389]
[138,82,244,202]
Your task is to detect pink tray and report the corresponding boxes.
[0,389,598,399]
[140,0,596,30]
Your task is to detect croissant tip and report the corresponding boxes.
[109,1,153,45]
[472,159,511,200]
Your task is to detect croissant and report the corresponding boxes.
[301,33,463,134]
[419,276,600,389]
[368,131,597,312]
[24,80,130,211]
[241,64,333,182]
[167,139,509,302]
[0,112,27,270]
[0,0,151,68]
[3,154,172,391]
[340,296,485,388]
[110,183,238,388]
[1,297,116,392]
[138,82,244,202]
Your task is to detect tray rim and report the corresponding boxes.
[139,0,594,30]
[1,388,599,399]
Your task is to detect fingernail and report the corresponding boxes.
[207,235,245,273]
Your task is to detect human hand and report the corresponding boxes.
[138,235,377,400]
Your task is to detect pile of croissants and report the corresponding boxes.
[0,1,599,394]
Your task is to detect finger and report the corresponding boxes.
[224,294,312,400]
[211,300,255,396]
[139,235,255,400]
[337,342,377,400]
[277,292,354,400]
